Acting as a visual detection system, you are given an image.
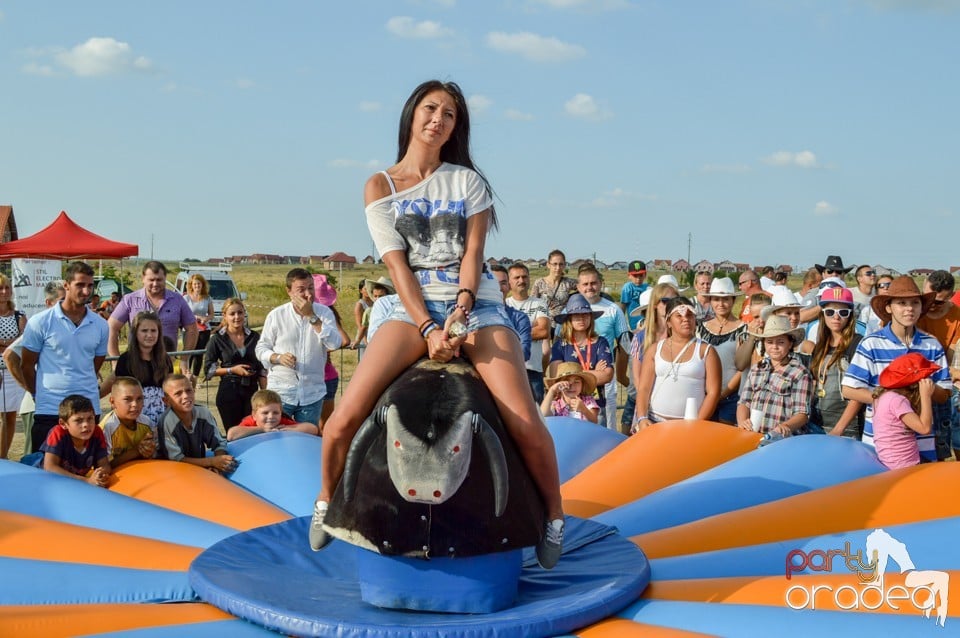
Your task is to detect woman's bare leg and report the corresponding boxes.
[0,411,16,459]
[463,326,564,521]
[318,321,427,503]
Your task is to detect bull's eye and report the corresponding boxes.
[433,490,442,498]
[394,440,401,448]
[452,445,460,453]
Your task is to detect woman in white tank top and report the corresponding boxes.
[633,297,722,432]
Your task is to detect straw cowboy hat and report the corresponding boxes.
[554,294,603,323]
[879,352,940,389]
[364,276,396,296]
[748,314,805,343]
[815,255,854,275]
[312,274,337,306]
[545,361,597,395]
[706,277,740,298]
[869,276,936,325]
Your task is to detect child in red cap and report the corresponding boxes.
[872,352,939,470]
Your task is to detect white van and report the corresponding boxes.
[174,263,244,327]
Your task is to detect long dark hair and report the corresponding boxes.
[396,80,498,228]
[810,305,857,374]
[126,311,170,386]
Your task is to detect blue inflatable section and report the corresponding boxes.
[0,460,237,548]
[652,514,960,581]
[93,620,282,637]
[618,599,960,637]
[0,557,195,605]
[546,417,625,483]
[594,435,885,537]
[227,431,322,517]
[189,516,649,638]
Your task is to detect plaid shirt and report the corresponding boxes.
[739,353,813,433]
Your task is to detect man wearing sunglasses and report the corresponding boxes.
[852,265,877,310]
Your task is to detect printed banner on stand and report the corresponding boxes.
[12,258,61,318]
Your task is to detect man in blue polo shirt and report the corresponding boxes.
[842,276,952,461]
[20,262,109,451]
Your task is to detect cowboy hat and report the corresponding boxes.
[545,361,597,395]
[706,277,740,298]
[869,276,936,325]
[657,274,688,292]
[554,293,603,323]
[364,276,396,296]
[815,255,854,275]
[312,274,337,306]
[879,352,940,390]
[629,288,653,318]
[760,286,802,322]
[748,314,805,343]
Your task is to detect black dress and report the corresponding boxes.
[203,328,264,430]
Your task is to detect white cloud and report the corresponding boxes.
[486,31,586,62]
[53,37,153,77]
[235,78,255,89]
[531,0,629,9]
[329,159,381,169]
[701,163,751,174]
[813,201,839,216]
[763,150,819,168]
[386,16,453,39]
[564,93,612,120]
[589,187,656,207]
[468,94,492,114]
[22,62,55,77]
[505,108,534,121]
[359,101,382,112]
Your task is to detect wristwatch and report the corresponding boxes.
[308,315,320,325]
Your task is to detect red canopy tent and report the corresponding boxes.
[0,210,138,260]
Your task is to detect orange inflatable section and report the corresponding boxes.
[0,603,234,638]
[0,510,200,570]
[634,463,960,559]
[577,617,719,637]
[646,571,959,618]
[561,420,760,518]
[110,460,290,530]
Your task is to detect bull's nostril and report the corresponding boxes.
[433,490,442,498]
[452,445,460,453]
[394,441,401,448]
[408,489,416,496]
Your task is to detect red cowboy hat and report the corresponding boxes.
[878,352,940,389]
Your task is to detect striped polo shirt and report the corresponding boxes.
[842,324,951,461]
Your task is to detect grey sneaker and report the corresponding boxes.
[536,518,564,569]
[309,500,332,551]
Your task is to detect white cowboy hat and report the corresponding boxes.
[706,277,740,298]
[656,274,688,292]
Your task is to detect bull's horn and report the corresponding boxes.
[342,406,387,502]
[472,413,509,517]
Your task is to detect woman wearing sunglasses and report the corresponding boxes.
[860,273,894,335]
[800,287,864,438]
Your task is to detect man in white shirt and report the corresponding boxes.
[506,263,551,404]
[256,268,341,426]
[576,264,629,429]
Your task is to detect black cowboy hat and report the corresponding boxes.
[814,255,854,275]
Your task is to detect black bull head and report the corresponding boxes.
[323,358,545,559]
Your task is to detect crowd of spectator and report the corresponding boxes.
[3,252,958,482]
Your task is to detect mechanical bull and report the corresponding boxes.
[323,358,546,559]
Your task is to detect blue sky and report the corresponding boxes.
[1,1,958,272]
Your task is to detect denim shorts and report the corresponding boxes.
[282,399,323,426]
[368,294,515,342]
[324,376,339,401]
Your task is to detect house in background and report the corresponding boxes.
[672,259,690,272]
[322,252,357,270]
[693,259,713,273]
[0,205,18,244]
